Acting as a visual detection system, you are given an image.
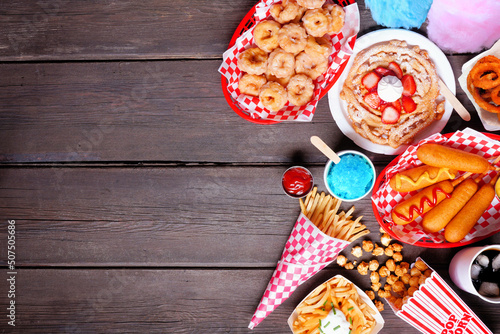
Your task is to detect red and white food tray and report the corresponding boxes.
[387,258,493,334]
[372,128,500,248]
[248,212,350,329]
[219,0,360,122]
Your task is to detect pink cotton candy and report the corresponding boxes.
[427,0,500,53]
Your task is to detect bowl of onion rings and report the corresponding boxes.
[219,0,358,124]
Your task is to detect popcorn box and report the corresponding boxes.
[219,0,360,122]
[288,275,385,334]
[386,258,493,334]
[372,128,500,247]
[248,213,350,329]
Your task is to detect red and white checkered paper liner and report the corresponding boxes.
[219,1,360,122]
[248,212,350,329]
[372,128,500,245]
[387,258,492,334]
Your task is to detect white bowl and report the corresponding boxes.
[323,150,376,202]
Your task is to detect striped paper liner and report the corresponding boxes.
[388,258,492,334]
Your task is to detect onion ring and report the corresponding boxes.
[467,55,500,113]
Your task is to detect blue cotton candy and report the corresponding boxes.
[365,0,433,29]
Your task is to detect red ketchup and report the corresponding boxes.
[394,186,452,222]
[282,167,313,198]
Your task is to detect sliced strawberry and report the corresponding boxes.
[388,62,403,79]
[402,95,417,113]
[391,99,402,112]
[381,106,400,124]
[402,74,416,96]
[363,92,381,109]
[362,71,381,90]
[374,67,396,77]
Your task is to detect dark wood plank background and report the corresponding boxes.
[0,1,499,333]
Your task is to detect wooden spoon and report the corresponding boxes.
[438,78,471,121]
[310,136,341,164]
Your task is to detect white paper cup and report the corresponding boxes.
[449,245,500,303]
[323,150,376,202]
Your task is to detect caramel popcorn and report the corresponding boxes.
[345,262,354,270]
[336,254,347,267]
[408,286,418,297]
[395,265,408,277]
[357,261,369,275]
[390,243,403,252]
[368,259,379,271]
[386,259,396,272]
[384,247,394,257]
[378,289,391,298]
[371,282,382,292]
[409,276,419,287]
[379,266,390,277]
[362,240,374,252]
[365,290,375,300]
[381,233,392,246]
[410,267,422,277]
[392,281,405,293]
[415,259,428,272]
[386,274,399,285]
[401,273,411,285]
[374,300,384,311]
[393,252,403,262]
[424,269,433,277]
[370,271,380,284]
[351,246,363,258]
[372,244,384,256]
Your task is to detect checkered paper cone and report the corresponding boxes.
[248,213,350,329]
[219,1,360,122]
[387,258,493,334]
[372,128,500,245]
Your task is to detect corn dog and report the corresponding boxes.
[422,178,478,233]
[444,174,498,243]
[391,180,455,225]
[389,165,457,192]
[417,143,491,173]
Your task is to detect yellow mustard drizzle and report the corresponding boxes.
[395,168,455,189]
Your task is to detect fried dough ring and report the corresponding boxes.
[278,23,308,54]
[253,20,281,52]
[302,9,330,37]
[259,81,288,112]
[324,4,345,34]
[267,48,295,78]
[238,47,268,75]
[340,40,443,148]
[296,0,326,9]
[304,35,331,62]
[238,74,267,96]
[287,74,314,106]
[295,51,328,80]
[270,0,301,24]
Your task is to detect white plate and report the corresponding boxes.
[328,29,455,155]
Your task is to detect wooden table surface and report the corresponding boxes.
[1,1,499,333]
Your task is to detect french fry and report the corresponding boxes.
[298,189,369,242]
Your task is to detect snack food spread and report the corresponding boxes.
[340,39,444,148]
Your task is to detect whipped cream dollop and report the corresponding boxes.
[319,308,351,334]
[377,75,403,102]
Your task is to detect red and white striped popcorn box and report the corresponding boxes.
[219,1,360,122]
[372,128,500,245]
[387,258,493,334]
[248,212,351,329]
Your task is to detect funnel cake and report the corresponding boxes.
[341,40,444,148]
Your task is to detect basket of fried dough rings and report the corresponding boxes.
[220,0,356,124]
